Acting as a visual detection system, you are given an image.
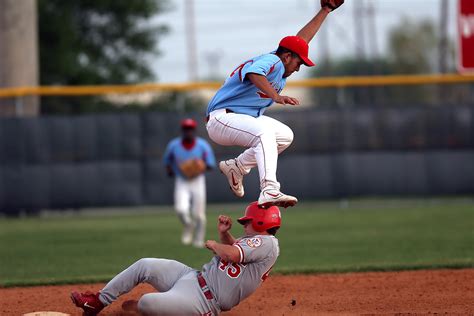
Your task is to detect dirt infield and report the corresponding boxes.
[1,269,473,315]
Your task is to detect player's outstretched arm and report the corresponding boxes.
[217,215,236,245]
[296,8,330,44]
[296,0,345,44]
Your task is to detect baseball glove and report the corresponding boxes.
[321,0,344,11]
[179,159,206,179]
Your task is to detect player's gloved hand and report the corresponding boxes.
[274,95,300,106]
[217,215,233,233]
[321,0,344,12]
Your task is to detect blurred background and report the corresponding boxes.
[0,0,474,215]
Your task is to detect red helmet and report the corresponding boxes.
[181,118,197,129]
[237,202,281,232]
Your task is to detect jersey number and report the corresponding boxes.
[218,259,246,278]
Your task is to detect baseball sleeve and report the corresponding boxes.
[240,55,281,82]
[234,236,272,263]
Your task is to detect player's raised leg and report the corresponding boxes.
[236,115,297,207]
[207,111,297,207]
[236,115,294,171]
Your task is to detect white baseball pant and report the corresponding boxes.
[174,174,206,245]
[99,258,221,315]
[206,109,294,190]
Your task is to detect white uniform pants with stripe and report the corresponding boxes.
[175,175,206,245]
[99,258,221,315]
[206,109,294,190]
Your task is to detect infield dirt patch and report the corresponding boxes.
[1,269,472,315]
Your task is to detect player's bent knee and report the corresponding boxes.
[135,258,161,276]
[258,131,277,147]
[137,258,155,266]
[284,128,294,144]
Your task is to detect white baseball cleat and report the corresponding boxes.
[219,159,245,198]
[258,187,298,208]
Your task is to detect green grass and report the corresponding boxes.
[1,198,473,287]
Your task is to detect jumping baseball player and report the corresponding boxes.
[163,118,216,248]
[206,0,344,208]
[71,202,281,316]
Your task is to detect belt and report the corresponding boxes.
[197,272,214,300]
[206,109,234,122]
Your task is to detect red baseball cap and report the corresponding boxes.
[278,36,315,67]
[181,118,197,129]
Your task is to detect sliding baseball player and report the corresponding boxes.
[206,0,344,208]
[71,202,281,315]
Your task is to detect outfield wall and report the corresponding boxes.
[1,105,473,214]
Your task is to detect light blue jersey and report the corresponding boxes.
[207,52,286,117]
[163,137,216,179]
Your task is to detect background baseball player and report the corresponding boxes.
[163,118,216,248]
[206,0,344,208]
[71,202,281,315]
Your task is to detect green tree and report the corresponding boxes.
[388,18,438,74]
[39,0,168,85]
[38,0,169,114]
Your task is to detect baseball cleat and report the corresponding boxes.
[258,188,298,208]
[71,291,105,316]
[219,159,245,197]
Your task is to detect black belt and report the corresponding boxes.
[197,272,214,300]
[206,109,234,122]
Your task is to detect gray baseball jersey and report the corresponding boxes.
[201,234,280,311]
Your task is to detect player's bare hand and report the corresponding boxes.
[217,215,232,233]
[205,240,217,252]
[274,95,300,106]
